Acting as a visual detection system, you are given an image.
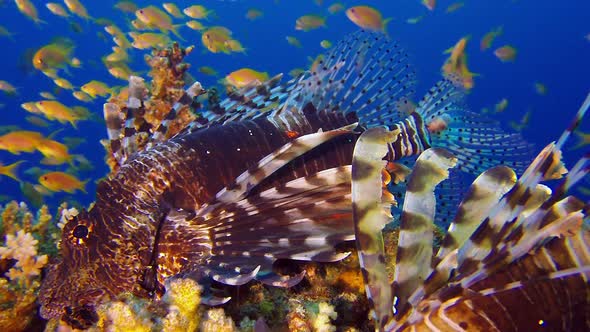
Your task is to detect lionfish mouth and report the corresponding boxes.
[63,305,99,330]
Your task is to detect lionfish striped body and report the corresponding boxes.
[352,93,590,331]
[39,31,531,328]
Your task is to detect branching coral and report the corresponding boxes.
[0,200,62,330]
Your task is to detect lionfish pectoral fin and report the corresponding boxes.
[194,166,356,288]
[215,123,358,203]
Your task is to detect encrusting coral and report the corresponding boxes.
[0,201,63,331]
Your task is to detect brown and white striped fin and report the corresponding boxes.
[453,94,590,283]
[214,123,359,203]
[411,165,516,304]
[351,127,401,329]
[393,148,457,316]
[189,166,356,288]
[150,81,206,143]
[103,103,126,166]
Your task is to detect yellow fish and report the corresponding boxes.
[64,0,91,20]
[46,3,70,18]
[135,6,182,39]
[39,171,87,193]
[35,100,85,127]
[15,0,46,25]
[201,26,233,54]
[183,5,213,20]
[186,20,205,31]
[0,161,24,181]
[81,80,111,98]
[129,32,171,50]
[442,36,477,89]
[225,68,269,89]
[224,39,246,53]
[494,45,517,62]
[0,131,44,154]
[21,102,42,114]
[572,130,590,150]
[245,8,263,20]
[286,36,302,48]
[162,3,184,18]
[114,1,137,13]
[0,80,18,95]
[345,6,390,33]
[295,14,326,31]
[32,40,75,74]
[37,139,74,165]
[495,98,509,113]
[53,77,75,90]
[328,3,345,14]
[480,26,503,51]
[72,90,93,102]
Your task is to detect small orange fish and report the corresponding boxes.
[225,68,269,89]
[446,2,464,13]
[422,0,436,11]
[442,37,477,89]
[495,98,509,113]
[0,131,44,154]
[37,138,74,165]
[295,14,326,31]
[494,45,517,62]
[39,171,87,193]
[345,6,390,33]
[480,26,503,51]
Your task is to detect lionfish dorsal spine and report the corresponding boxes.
[393,148,457,315]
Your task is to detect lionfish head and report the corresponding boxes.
[39,209,146,329]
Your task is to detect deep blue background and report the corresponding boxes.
[0,0,589,209]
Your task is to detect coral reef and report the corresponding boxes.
[0,201,63,331]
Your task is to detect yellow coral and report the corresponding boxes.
[200,308,236,332]
[162,278,202,332]
[313,302,337,332]
[97,301,153,332]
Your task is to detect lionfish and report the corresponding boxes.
[352,93,590,330]
[38,31,531,328]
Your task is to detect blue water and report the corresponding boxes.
[0,0,589,209]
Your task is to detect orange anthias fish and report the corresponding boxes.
[422,0,436,11]
[201,26,233,54]
[345,5,391,33]
[15,0,46,25]
[442,37,477,89]
[38,171,87,193]
[135,5,183,39]
[0,131,44,154]
[295,14,326,31]
[64,0,91,20]
[33,40,75,75]
[225,68,269,89]
[480,26,503,51]
[494,45,517,62]
[37,138,74,165]
[35,100,86,127]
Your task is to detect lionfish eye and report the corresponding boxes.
[73,225,89,238]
